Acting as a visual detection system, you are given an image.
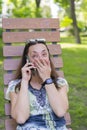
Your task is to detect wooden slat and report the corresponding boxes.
[4,59,20,71]
[3,44,62,57]
[5,103,11,116]
[56,70,64,78]
[5,119,17,130]
[4,70,64,85]
[48,44,62,55]
[64,113,72,125]
[3,46,24,57]
[4,73,15,85]
[2,18,59,29]
[4,57,63,71]
[3,31,60,43]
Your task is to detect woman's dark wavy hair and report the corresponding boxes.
[14,41,59,91]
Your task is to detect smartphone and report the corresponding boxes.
[26,55,35,72]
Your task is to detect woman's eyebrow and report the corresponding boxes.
[32,49,46,53]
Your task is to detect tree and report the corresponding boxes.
[35,0,42,17]
[69,0,81,43]
[7,0,42,17]
[35,0,41,8]
[0,0,3,14]
[7,0,52,18]
[7,0,32,17]
[54,0,81,44]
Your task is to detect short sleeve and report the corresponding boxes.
[56,77,69,92]
[5,79,21,101]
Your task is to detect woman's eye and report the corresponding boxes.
[32,55,38,58]
[42,53,47,57]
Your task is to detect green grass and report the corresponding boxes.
[0,36,87,129]
[61,43,87,130]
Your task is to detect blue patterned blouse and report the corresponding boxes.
[6,78,69,130]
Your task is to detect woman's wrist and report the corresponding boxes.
[42,78,53,86]
[42,77,51,82]
[21,79,29,88]
[21,77,29,82]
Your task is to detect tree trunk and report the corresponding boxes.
[35,0,41,8]
[69,0,81,44]
[35,0,42,17]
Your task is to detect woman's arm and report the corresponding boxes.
[35,58,69,117]
[10,62,34,124]
[45,83,69,117]
[10,80,30,124]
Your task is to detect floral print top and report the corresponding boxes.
[5,77,69,130]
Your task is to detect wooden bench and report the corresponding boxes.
[2,18,72,130]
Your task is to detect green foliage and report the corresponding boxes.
[0,0,3,14]
[41,5,51,18]
[12,6,35,18]
[60,16,72,28]
[81,0,87,11]
[6,0,52,18]
[77,21,86,32]
[7,0,42,18]
[34,8,42,17]
[54,0,69,8]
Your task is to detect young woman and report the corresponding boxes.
[6,39,69,130]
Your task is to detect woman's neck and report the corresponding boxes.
[32,73,42,83]
[30,71,43,90]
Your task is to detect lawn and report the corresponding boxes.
[0,36,87,130]
[61,36,87,130]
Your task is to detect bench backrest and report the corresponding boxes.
[2,18,71,130]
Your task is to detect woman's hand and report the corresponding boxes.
[34,59,51,81]
[21,62,35,81]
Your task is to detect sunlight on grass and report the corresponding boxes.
[61,43,87,49]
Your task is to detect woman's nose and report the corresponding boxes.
[38,55,43,60]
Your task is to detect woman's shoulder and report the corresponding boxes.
[9,79,21,86]
[56,77,69,92]
[56,77,68,85]
[8,79,21,92]
[5,79,21,101]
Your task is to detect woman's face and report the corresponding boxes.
[28,44,50,64]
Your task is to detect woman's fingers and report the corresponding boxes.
[35,59,51,72]
[24,62,34,67]
[34,59,43,69]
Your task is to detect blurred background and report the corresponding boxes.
[0,0,87,130]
